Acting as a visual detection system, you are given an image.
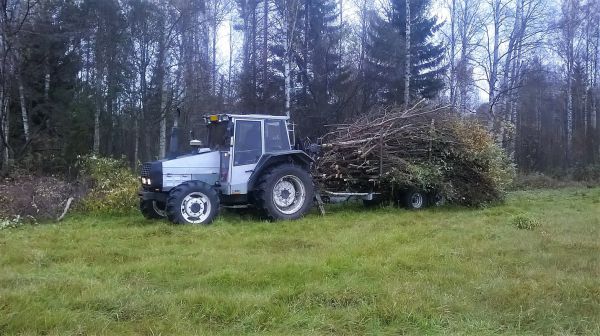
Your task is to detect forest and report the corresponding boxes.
[0,0,598,176]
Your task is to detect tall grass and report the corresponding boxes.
[1,188,599,335]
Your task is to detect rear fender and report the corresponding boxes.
[247,151,313,191]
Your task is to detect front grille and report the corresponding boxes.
[141,163,152,177]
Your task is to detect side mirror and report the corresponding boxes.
[190,140,203,147]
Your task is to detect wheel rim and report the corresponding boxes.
[152,201,166,217]
[411,193,424,208]
[272,175,306,215]
[180,192,211,224]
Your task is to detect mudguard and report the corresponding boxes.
[247,150,313,191]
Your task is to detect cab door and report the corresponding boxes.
[229,119,263,194]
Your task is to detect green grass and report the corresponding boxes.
[1,188,599,335]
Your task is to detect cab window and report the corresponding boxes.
[265,120,290,152]
[234,120,262,166]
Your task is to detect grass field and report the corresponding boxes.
[1,188,599,335]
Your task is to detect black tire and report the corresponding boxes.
[402,189,428,210]
[429,192,446,207]
[140,199,167,219]
[254,164,314,220]
[166,181,220,225]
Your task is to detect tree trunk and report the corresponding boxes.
[134,115,139,166]
[404,0,411,108]
[262,0,269,110]
[449,0,456,108]
[488,0,501,141]
[159,88,168,159]
[93,69,102,154]
[228,19,233,103]
[17,73,30,143]
[283,0,295,117]
[2,93,10,170]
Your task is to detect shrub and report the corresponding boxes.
[572,164,600,183]
[512,214,541,230]
[77,155,139,215]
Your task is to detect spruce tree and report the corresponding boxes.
[293,0,350,136]
[365,0,445,106]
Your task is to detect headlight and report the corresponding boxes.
[141,177,147,184]
[146,179,152,185]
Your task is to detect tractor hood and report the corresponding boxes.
[160,150,221,191]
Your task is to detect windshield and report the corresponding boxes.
[207,121,231,150]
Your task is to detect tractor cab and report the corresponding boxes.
[203,114,294,195]
[139,113,314,225]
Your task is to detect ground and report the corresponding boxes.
[1,188,599,335]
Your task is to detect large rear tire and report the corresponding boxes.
[166,181,220,225]
[140,200,166,219]
[254,164,314,220]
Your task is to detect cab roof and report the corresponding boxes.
[207,114,289,121]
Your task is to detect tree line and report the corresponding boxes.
[0,0,598,176]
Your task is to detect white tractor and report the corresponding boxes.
[139,114,314,225]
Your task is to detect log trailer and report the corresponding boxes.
[139,113,437,225]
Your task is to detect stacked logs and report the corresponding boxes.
[313,102,515,205]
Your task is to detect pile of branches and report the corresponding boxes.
[314,102,515,206]
[0,171,80,223]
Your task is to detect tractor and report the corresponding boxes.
[139,114,315,225]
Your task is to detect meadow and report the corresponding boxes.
[1,188,599,335]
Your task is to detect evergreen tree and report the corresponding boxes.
[293,0,350,136]
[365,0,445,106]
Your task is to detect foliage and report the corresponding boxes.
[511,214,542,230]
[77,155,139,215]
[440,118,516,205]
[572,164,600,183]
[1,188,599,334]
[366,0,446,105]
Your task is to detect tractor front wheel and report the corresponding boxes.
[254,164,314,220]
[166,181,220,225]
[140,200,167,219]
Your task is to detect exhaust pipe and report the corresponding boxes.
[168,108,181,159]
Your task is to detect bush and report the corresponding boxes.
[77,155,139,215]
[512,214,541,230]
[572,164,600,183]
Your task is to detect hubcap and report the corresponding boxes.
[180,192,211,224]
[273,175,306,215]
[411,193,424,208]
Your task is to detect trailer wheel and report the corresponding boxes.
[403,189,427,210]
[166,181,220,225]
[254,164,314,220]
[429,192,446,207]
[140,200,167,219]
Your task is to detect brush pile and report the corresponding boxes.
[314,103,515,206]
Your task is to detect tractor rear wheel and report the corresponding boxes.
[254,164,314,220]
[140,200,166,219]
[166,181,220,225]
